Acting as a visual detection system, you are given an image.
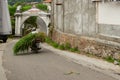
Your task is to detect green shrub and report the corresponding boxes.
[52,42,59,48]
[70,47,79,52]
[117,59,120,65]
[117,59,120,63]
[58,44,65,50]
[45,37,53,43]
[104,56,114,63]
[45,37,59,48]
[64,42,71,50]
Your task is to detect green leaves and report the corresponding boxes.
[8,5,17,16]
[13,33,36,55]
[64,42,71,50]
[21,5,32,12]
[8,0,43,5]
[45,38,80,53]
[35,32,46,42]
[13,32,46,55]
[36,4,48,11]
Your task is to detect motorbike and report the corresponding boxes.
[30,39,41,53]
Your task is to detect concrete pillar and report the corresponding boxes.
[15,16,18,35]
[47,27,49,36]
[47,17,50,36]
[15,15,22,36]
[18,16,21,36]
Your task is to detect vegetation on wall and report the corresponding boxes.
[36,4,48,11]
[21,5,32,12]
[45,37,79,52]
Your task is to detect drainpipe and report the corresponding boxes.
[63,0,65,32]
[51,0,54,27]
[56,0,64,32]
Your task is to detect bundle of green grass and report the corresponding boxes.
[13,32,46,55]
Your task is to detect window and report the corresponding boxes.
[98,2,120,25]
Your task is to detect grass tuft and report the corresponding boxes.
[104,56,114,63]
[70,47,79,52]
[64,42,71,50]
[58,44,65,50]
[52,42,59,48]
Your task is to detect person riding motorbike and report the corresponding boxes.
[31,28,41,52]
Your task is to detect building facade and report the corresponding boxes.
[51,0,120,59]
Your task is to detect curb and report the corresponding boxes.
[42,43,120,80]
[0,43,7,80]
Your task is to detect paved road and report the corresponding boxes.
[3,40,117,80]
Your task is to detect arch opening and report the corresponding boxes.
[20,16,48,36]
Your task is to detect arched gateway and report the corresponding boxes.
[15,5,50,36]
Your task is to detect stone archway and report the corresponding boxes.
[15,6,50,36]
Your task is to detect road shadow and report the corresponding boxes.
[15,51,42,56]
[14,48,51,56]
[115,73,120,75]
[0,40,3,43]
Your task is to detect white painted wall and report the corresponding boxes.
[98,2,120,25]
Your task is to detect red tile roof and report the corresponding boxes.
[44,0,52,3]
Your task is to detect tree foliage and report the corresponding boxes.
[8,5,17,16]
[8,0,43,5]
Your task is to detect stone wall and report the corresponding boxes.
[52,30,120,60]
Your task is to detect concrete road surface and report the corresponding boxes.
[3,40,117,80]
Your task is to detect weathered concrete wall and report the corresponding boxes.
[97,2,120,39]
[52,0,57,29]
[52,0,120,42]
[37,17,47,34]
[0,2,2,28]
[53,0,97,36]
[98,2,120,25]
[98,24,120,37]
[54,0,64,31]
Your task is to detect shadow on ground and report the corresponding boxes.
[14,48,51,56]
